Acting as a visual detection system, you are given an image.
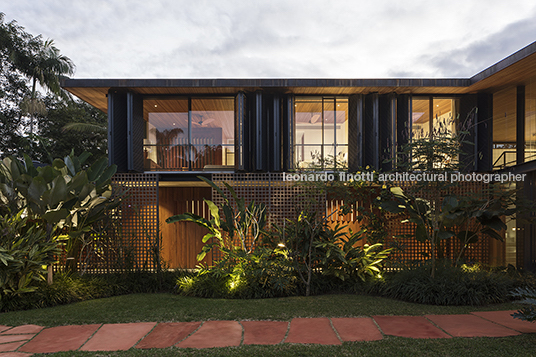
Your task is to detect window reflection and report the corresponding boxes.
[526,78,536,162]
[143,98,234,171]
[492,88,517,169]
[295,97,348,169]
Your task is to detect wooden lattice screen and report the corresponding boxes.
[210,175,500,266]
[382,181,502,266]
[79,173,159,273]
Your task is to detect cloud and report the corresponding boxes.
[3,0,536,78]
[389,11,536,78]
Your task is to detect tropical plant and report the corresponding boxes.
[0,211,61,299]
[0,151,121,272]
[0,13,76,158]
[511,287,536,322]
[166,176,267,262]
[15,38,74,136]
[273,213,391,296]
[315,225,392,282]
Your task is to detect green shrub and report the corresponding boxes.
[0,272,112,311]
[511,287,536,322]
[0,211,62,300]
[373,262,531,306]
[1,270,186,312]
[177,247,297,299]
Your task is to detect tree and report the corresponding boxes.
[0,13,33,157]
[34,95,108,163]
[0,13,76,158]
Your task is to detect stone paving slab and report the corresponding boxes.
[0,341,28,353]
[136,322,201,349]
[331,317,383,341]
[373,316,451,339]
[177,321,242,349]
[0,326,43,335]
[241,321,288,345]
[80,322,156,351]
[471,310,536,334]
[19,324,101,354]
[0,335,34,345]
[426,314,520,337]
[285,318,341,345]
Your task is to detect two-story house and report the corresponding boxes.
[61,41,536,271]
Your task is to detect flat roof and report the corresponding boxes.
[62,41,536,113]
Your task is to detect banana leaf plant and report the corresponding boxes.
[166,176,266,264]
[0,151,122,273]
[379,185,516,276]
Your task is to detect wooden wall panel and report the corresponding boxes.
[159,187,212,269]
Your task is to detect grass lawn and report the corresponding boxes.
[30,335,536,357]
[1,293,527,326]
[3,293,533,357]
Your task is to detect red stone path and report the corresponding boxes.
[0,311,534,355]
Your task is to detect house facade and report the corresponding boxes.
[62,41,536,271]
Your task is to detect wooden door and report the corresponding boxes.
[159,187,213,269]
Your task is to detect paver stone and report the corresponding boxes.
[241,321,288,345]
[136,322,200,349]
[373,315,451,339]
[19,324,101,353]
[426,314,520,337]
[177,321,242,349]
[80,322,156,351]
[285,318,341,345]
[331,317,383,341]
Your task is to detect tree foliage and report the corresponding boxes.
[0,13,104,161]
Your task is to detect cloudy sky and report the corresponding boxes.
[2,0,536,79]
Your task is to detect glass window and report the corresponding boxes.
[143,97,234,171]
[411,98,430,139]
[295,97,348,169]
[526,77,536,162]
[411,97,456,139]
[492,87,517,169]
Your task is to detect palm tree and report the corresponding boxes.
[62,122,106,134]
[20,39,75,135]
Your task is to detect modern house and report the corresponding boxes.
[61,41,536,271]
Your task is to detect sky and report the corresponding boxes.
[2,0,536,79]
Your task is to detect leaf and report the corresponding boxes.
[442,196,458,211]
[380,200,406,214]
[27,176,47,204]
[49,175,67,207]
[87,157,108,182]
[197,176,228,202]
[480,216,507,231]
[95,165,117,188]
[204,199,220,227]
[415,224,428,243]
[42,208,70,223]
[481,228,504,241]
[456,230,479,244]
[390,186,405,197]
[437,230,455,240]
[64,155,76,176]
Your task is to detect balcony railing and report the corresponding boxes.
[144,144,234,171]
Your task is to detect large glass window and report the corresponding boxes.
[143,97,234,171]
[411,97,457,139]
[492,87,517,169]
[526,77,536,162]
[295,97,348,169]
